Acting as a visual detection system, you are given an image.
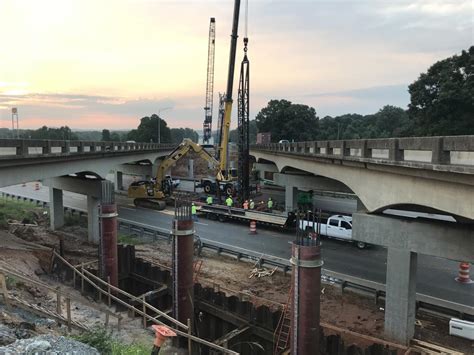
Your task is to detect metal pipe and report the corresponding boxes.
[172,199,195,348]
[290,238,323,354]
[100,203,118,287]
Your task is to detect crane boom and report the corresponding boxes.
[203,18,216,144]
[218,0,241,178]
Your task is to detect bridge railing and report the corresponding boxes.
[0,139,175,158]
[252,135,474,166]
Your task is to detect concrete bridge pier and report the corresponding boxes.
[353,213,474,345]
[385,248,417,343]
[49,187,64,230]
[114,171,124,191]
[87,195,100,243]
[45,177,116,244]
[285,186,298,214]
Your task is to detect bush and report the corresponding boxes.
[0,200,41,228]
[73,328,151,355]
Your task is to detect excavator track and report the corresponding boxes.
[133,198,166,211]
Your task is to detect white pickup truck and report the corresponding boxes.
[299,215,367,249]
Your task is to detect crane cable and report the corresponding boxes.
[244,0,248,39]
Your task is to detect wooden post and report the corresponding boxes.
[118,316,122,331]
[66,298,71,331]
[107,276,111,306]
[72,269,76,289]
[0,273,10,308]
[105,312,109,327]
[142,295,146,329]
[56,287,61,316]
[80,264,84,294]
[187,318,192,355]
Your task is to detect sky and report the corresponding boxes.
[0,0,472,131]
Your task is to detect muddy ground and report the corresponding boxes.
[0,214,471,353]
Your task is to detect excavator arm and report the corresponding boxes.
[155,138,223,191]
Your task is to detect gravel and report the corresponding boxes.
[0,335,99,354]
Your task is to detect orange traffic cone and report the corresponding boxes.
[249,220,257,235]
[455,262,473,284]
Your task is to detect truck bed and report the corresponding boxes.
[199,204,293,228]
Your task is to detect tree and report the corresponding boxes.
[127,114,172,143]
[255,100,319,142]
[101,129,111,141]
[229,120,258,144]
[170,128,199,144]
[408,46,474,136]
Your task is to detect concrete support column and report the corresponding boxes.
[385,247,418,345]
[172,202,194,348]
[285,186,298,214]
[87,195,100,244]
[188,159,194,179]
[114,171,123,191]
[49,187,64,230]
[290,240,322,355]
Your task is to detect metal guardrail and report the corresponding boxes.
[2,192,472,320]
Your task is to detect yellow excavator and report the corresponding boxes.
[128,0,242,209]
[128,139,225,210]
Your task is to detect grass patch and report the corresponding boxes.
[118,233,144,245]
[0,199,43,228]
[64,213,87,228]
[73,328,151,355]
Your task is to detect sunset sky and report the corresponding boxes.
[0,0,471,131]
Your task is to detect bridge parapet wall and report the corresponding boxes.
[0,139,175,159]
[253,135,474,168]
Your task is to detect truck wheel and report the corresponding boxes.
[203,182,212,194]
[356,241,366,249]
[224,184,233,196]
[218,215,226,222]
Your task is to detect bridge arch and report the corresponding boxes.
[252,151,474,221]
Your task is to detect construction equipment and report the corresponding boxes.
[216,0,242,182]
[128,139,224,209]
[237,0,250,203]
[130,0,243,206]
[203,18,216,144]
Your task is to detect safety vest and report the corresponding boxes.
[206,196,213,205]
[226,198,233,207]
[191,205,197,215]
[268,199,273,208]
[249,201,255,209]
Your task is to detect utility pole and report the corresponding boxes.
[157,107,171,144]
[11,108,19,138]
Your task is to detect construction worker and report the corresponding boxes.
[267,197,273,212]
[191,202,198,221]
[243,200,249,209]
[206,195,213,205]
[249,199,255,210]
[225,195,233,214]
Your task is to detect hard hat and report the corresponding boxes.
[192,202,195,205]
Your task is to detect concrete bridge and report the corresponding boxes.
[251,135,474,221]
[251,135,474,345]
[0,139,175,188]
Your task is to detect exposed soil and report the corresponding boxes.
[0,213,471,353]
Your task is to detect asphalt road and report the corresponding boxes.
[1,182,473,307]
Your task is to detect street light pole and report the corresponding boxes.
[157,107,171,144]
